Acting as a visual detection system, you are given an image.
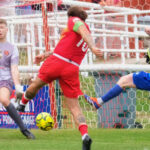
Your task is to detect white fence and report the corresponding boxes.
[1,0,150,72]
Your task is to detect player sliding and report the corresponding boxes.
[0,19,35,139]
[84,27,150,110]
[17,6,102,150]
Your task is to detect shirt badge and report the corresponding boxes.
[4,50,9,56]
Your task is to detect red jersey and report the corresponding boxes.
[54,17,90,65]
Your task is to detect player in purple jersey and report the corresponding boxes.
[84,26,150,110]
[0,19,35,139]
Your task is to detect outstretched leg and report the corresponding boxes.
[84,73,136,109]
[17,77,46,112]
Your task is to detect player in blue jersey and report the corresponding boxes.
[84,27,150,109]
[0,19,35,139]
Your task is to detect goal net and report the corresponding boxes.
[1,0,150,129]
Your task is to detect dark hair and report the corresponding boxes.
[67,6,88,21]
[0,19,7,26]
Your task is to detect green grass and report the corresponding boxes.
[1,128,150,150]
[136,90,150,112]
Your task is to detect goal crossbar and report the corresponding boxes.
[19,64,150,73]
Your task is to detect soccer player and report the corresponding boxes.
[84,27,150,110]
[17,6,102,150]
[0,19,35,139]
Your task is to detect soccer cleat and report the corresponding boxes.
[82,135,92,150]
[21,129,35,139]
[84,94,101,109]
[16,104,25,112]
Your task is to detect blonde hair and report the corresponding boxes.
[0,19,7,26]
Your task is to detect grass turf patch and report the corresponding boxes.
[0,128,150,150]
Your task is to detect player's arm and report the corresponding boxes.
[145,48,150,64]
[145,27,150,64]
[11,46,23,99]
[75,22,103,57]
[11,64,23,98]
[34,51,53,64]
[11,64,20,86]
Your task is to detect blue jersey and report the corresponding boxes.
[133,71,150,90]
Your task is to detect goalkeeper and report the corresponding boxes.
[17,6,102,150]
[0,19,35,139]
[84,27,150,109]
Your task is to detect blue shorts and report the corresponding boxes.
[133,71,150,91]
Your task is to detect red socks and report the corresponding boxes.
[21,93,30,105]
[79,124,88,136]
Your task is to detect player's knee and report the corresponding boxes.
[117,76,128,88]
[77,114,86,124]
[1,99,10,107]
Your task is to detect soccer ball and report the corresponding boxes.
[35,112,54,131]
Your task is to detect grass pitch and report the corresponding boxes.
[0,128,150,150]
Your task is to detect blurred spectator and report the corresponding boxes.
[106,0,121,6]
[82,0,121,6]
[92,0,106,4]
[31,4,41,11]
[31,3,41,13]
[47,3,53,11]
[0,0,15,17]
[58,4,70,11]
[15,0,33,15]
[79,0,92,2]
[31,3,53,12]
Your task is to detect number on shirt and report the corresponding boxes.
[76,39,88,52]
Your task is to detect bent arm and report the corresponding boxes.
[43,51,53,59]
[76,24,95,51]
[11,64,24,99]
[76,24,103,57]
[34,50,53,64]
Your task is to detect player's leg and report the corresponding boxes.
[60,65,92,150]
[0,86,35,139]
[65,96,92,150]
[84,73,136,109]
[17,56,58,112]
[17,77,46,112]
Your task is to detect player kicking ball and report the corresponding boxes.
[17,6,102,150]
[84,26,150,110]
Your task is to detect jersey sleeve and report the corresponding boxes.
[68,17,84,32]
[11,46,19,65]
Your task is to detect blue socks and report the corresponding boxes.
[101,84,123,103]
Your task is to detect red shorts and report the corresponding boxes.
[38,55,83,98]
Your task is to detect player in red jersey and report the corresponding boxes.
[17,6,102,150]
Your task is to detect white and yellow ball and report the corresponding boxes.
[36,112,54,131]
